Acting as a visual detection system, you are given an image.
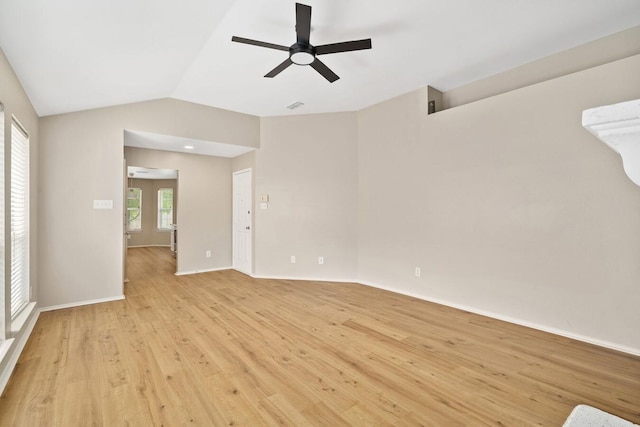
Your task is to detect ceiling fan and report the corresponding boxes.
[231,3,372,83]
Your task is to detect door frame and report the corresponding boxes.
[122,159,128,288]
[232,168,252,275]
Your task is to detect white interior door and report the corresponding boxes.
[233,169,252,275]
[123,159,128,286]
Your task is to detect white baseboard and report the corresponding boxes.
[247,273,639,356]
[0,308,40,395]
[175,266,233,276]
[39,295,125,313]
[250,274,358,284]
[359,280,640,357]
[127,244,170,248]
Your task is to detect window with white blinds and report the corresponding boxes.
[127,188,142,231]
[0,108,4,318]
[10,118,29,318]
[157,188,173,230]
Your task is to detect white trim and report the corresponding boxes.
[10,114,28,138]
[0,308,39,395]
[175,266,233,276]
[10,302,36,335]
[0,339,14,366]
[39,295,125,313]
[250,274,358,284]
[1,339,17,395]
[126,244,171,248]
[359,280,640,357]
[234,167,252,174]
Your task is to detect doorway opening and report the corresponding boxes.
[124,166,179,281]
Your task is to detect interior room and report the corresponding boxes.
[0,1,639,425]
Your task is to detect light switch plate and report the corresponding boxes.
[93,200,113,209]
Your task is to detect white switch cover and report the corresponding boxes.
[93,200,113,209]
[260,202,268,210]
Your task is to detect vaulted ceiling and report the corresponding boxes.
[1,0,640,118]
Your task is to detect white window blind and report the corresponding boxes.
[127,188,142,231]
[0,107,4,323]
[157,188,173,230]
[10,118,29,318]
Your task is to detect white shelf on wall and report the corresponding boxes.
[583,99,640,186]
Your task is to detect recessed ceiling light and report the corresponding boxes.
[286,101,304,110]
[184,145,195,150]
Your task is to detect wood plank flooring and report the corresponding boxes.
[1,246,638,425]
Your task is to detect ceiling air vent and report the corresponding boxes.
[286,101,304,110]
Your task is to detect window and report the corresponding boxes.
[0,106,4,331]
[157,188,173,230]
[127,188,142,231]
[10,118,29,318]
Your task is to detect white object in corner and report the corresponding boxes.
[582,99,640,186]
[563,404,638,426]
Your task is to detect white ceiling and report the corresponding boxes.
[1,0,640,119]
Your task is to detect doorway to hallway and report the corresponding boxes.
[124,166,179,281]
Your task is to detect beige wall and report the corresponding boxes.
[254,113,359,280]
[38,100,259,308]
[231,150,255,174]
[124,147,232,274]
[358,54,640,352]
[126,178,177,247]
[443,25,640,109]
[0,48,39,384]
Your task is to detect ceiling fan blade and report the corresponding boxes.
[316,39,372,55]
[296,3,312,45]
[232,36,289,52]
[265,58,294,78]
[310,58,339,83]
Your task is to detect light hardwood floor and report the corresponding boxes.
[1,246,638,425]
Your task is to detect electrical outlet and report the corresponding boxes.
[206,250,211,258]
[415,267,421,277]
[318,256,324,265]
[290,255,296,264]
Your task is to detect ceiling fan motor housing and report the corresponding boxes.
[290,43,316,65]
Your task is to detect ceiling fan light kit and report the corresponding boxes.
[231,3,372,82]
[290,45,315,66]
